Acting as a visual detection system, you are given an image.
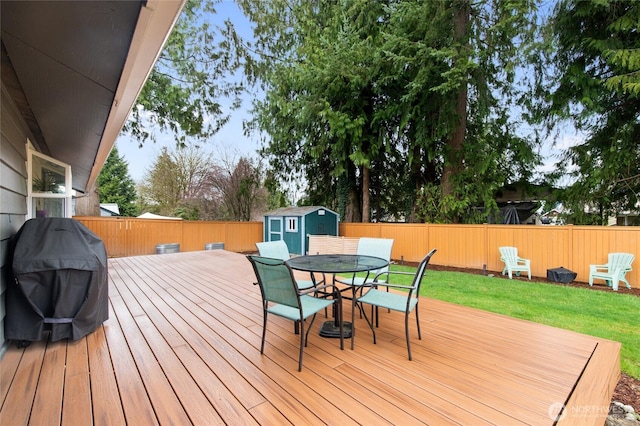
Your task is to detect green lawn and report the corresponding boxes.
[385,264,640,380]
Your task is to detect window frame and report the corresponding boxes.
[27,145,73,219]
[285,216,298,233]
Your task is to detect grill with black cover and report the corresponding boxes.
[6,218,108,343]
[547,267,577,283]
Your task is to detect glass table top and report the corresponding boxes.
[286,254,388,274]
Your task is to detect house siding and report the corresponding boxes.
[0,84,30,357]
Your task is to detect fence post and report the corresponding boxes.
[567,224,574,272]
[484,223,489,273]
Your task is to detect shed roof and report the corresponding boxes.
[264,206,338,217]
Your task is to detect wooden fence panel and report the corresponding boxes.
[75,217,261,257]
[74,217,638,288]
[126,219,183,256]
[339,223,382,238]
[182,221,226,252]
[380,223,429,264]
[570,226,639,283]
[223,222,263,253]
[427,224,487,269]
[341,223,638,287]
[75,217,128,257]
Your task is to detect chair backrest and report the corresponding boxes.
[256,240,291,261]
[307,235,359,255]
[247,255,300,309]
[499,246,518,264]
[608,252,634,272]
[357,237,394,274]
[412,248,437,293]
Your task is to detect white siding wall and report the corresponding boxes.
[0,84,30,357]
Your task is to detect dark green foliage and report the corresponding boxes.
[97,146,139,217]
[239,0,540,223]
[537,0,640,225]
[123,0,246,147]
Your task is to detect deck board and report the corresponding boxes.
[0,250,620,425]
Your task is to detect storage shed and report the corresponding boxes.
[263,206,339,255]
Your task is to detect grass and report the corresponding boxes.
[383,264,640,380]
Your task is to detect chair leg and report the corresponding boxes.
[261,310,268,354]
[298,317,306,372]
[405,311,412,361]
[351,292,356,350]
[374,305,378,328]
[336,297,344,351]
[304,313,319,347]
[415,306,421,340]
[360,304,377,344]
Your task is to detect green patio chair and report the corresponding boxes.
[256,240,315,289]
[336,237,394,287]
[499,246,531,280]
[247,255,343,371]
[589,252,634,291]
[355,248,437,360]
[335,237,394,323]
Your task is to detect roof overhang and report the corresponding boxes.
[1,0,186,193]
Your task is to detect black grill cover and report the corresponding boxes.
[547,267,577,283]
[6,218,108,342]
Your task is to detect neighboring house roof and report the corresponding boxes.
[1,0,186,193]
[100,203,120,214]
[100,204,120,217]
[494,181,555,203]
[137,212,182,220]
[264,206,338,217]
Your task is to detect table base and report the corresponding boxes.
[319,320,352,338]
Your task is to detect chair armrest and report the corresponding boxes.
[299,283,341,297]
[590,264,608,273]
[370,282,415,291]
[370,270,416,288]
[379,270,415,279]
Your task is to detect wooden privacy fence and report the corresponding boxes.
[340,222,638,288]
[74,217,263,257]
[74,217,638,288]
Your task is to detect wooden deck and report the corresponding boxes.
[1,250,620,425]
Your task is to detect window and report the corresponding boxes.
[285,217,298,232]
[28,146,72,219]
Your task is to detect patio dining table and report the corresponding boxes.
[286,254,389,339]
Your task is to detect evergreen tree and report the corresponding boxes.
[537,0,640,224]
[97,146,139,217]
[239,0,540,223]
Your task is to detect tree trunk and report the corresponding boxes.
[362,165,370,223]
[74,179,101,216]
[440,0,469,222]
[344,162,362,222]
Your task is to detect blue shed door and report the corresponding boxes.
[268,217,283,241]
